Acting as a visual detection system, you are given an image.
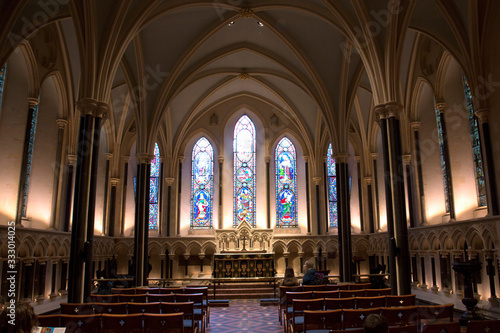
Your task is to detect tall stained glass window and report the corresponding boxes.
[434,101,450,213]
[463,77,486,206]
[149,143,160,230]
[275,137,298,227]
[0,65,6,112]
[233,115,256,227]
[327,143,338,227]
[21,100,39,218]
[191,137,214,228]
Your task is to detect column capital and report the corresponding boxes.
[77,98,98,117]
[435,102,447,113]
[135,153,153,164]
[410,121,421,131]
[110,178,120,186]
[165,177,175,186]
[354,155,361,163]
[303,155,310,162]
[483,249,495,259]
[27,97,39,108]
[402,154,412,165]
[218,156,224,164]
[56,119,68,129]
[265,155,271,163]
[178,156,185,163]
[105,153,113,160]
[67,154,77,166]
[364,177,372,185]
[334,153,349,163]
[475,108,489,124]
[123,155,131,163]
[374,102,404,119]
[371,153,378,159]
[313,177,322,185]
[95,102,109,119]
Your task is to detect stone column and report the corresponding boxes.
[283,252,290,269]
[439,252,451,295]
[49,119,68,230]
[411,122,426,225]
[49,259,60,300]
[165,178,174,237]
[429,251,439,293]
[365,177,375,233]
[475,109,499,215]
[484,250,499,306]
[184,254,190,277]
[199,254,205,276]
[177,157,184,236]
[15,97,39,227]
[371,153,381,232]
[169,254,175,279]
[36,260,47,303]
[101,153,112,235]
[375,103,411,295]
[304,156,311,234]
[266,155,271,229]
[108,178,119,237]
[419,252,427,290]
[355,156,364,233]
[120,156,130,236]
[218,156,224,229]
[63,154,77,232]
[403,155,416,228]
[336,153,352,282]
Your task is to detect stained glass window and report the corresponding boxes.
[233,115,256,227]
[434,101,450,213]
[463,77,486,207]
[0,65,6,112]
[149,142,160,230]
[275,137,298,227]
[191,137,214,228]
[21,100,39,218]
[327,143,337,227]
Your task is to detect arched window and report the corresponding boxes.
[434,100,451,213]
[327,143,337,227]
[275,137,298,227]
[21,98,39,218]
[149,142,160,230]
[191,137,214,228]
[233,115,256,227]
[0,65,6,113]
[463,77,486,207]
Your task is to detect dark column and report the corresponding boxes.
[356,157,364,233]
[376,103,411,295]
[485,250,499,306]
[15,98,39,226]
[63,155,77,232]
[323,159,330,232]
[101,154,112,235]
[372,154,381,231]
[68,99,107,303]
[184,255,189,276]
[160,256,165,279]
[49,261,58,300]
[336,154,352,282]
[411,255,418,286]
[218,157,223,230]
[60,261,68,292]
[200,255,205,273]
[177,159,183,235]
[366,178,375,233]
[305,159,311,234]
[165,178,174,237]
[120,157,130,236]
[431,255,438,292]
[108,178,119,237]
[435,103,456,219]
[284,253,289,268]
[440,253,452,294]
[314,177,322,235]
[36,261,47,300]
[49,119,67,229]
[475,110,499,215]
[266,156,271,229]
[158,159,164,235]
[420,255,427,289]
[403,156,416,228]
[411,122,426,225]
[134,154,151,287]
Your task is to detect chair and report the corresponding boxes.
[175,293,205,333]
[342,308,381,329]
[184,287,210,325]
[90,294,119,303]
[60,303,95,315]
[162,301,197,333]
[160,287,183,294]
[136,287,160,294]
[385,294,416,307]
[302,285,327,292]
[111,287,135,295]
[303,309,342,332]
[364,288,392,296]
[283,291,314,332]
[381,306,418,327]
[329,329,365,333]
[350,283,371,290]
[38,314,61,327]
[355,296,386,309]
[417,303,454,326]
[93,302,128,314]
[466,319,500,333]
[118,293,147,303]
[327,284,350,291]
[279,285,303,325]
[288,298,325,333]
[143,313,185,333]
[324,297,356,310]
[127,302,162,314]
[339,289,365,298]
[100,313,143,333]
[60,314,101,333]
[148,293,176,303]
[314,290,339,299]
[422,322,460,333]
[388,325,418,333]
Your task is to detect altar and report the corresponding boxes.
[213,253,275,278]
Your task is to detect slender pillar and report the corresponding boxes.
[440,252,451,294]
[411,122,426,225]
[218,156,223,229]
[372,154,381,231]
[313,177,322,235]
[63,154,77,232]
[336,154,352,282]
[177,157,183,235]
[120,157,130,236]
[403,155,416,228]
[101,153,112,235]
[484,250,499,306]
[49,260,59,300]
[323,158,330,232]
[283,253,289,268]
[108,178,119,237]
[375,103,411,295]
[431,253,438,293]
[365,177,375,233]
[165,178,174,237]
[184,255,190,277]
[420,255,427,289]
[305,158,311,234]
[356,156,364,233]
[435,103,456,220]
[475,109,499,215]
[199,255,205,274]
[158,157,164,235]
[49,119,67,230]
[15,97,39,226]
[134,153,152,287]
[265,156,271,229]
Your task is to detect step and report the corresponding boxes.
[211,293,276,300]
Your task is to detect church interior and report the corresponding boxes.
[2,0,500,323]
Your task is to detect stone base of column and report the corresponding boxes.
[488,297,499,307]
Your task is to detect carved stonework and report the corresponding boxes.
[216,220,272,253]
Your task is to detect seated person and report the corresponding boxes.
[364,313,389,333]
[282,266,299,286]
[0,301,37,333]
[302,260,317,285]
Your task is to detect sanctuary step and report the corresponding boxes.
[208,282,277,300]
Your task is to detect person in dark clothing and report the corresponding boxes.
[364,313,388,333]
[302,260,317,285]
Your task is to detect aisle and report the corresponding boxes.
[207,299,283,333]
